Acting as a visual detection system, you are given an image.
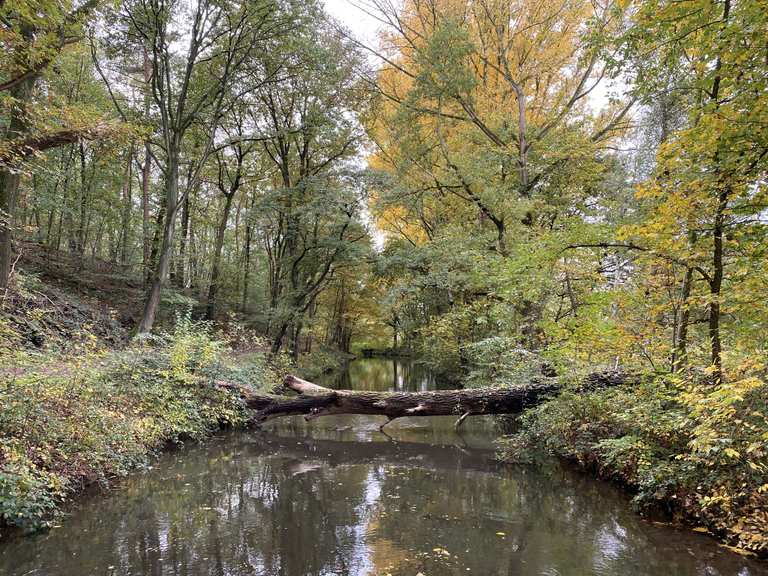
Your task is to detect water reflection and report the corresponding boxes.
[319,357,442,392]
[0,359,766,576]
[1,432,765,576]
[313,358,495,447]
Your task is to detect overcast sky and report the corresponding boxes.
[322,0,382,45]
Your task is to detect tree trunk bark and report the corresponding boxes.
[206,192,234,320]
[137,150,179,334]
[704,0,730,386]
[0,75,34,291]
[141,46,152,285]
[145,199,165,287]
[672,266,693,372]
[242,215,252,311]
[119,147,133,266]
[291,319,303,359]
[271,320,290,355]
[76,141,88,258]
[709,189,727,384]
[176,193,189,287]
[141,143,151,283]
[235,372,633,428]
[0,169,21,292]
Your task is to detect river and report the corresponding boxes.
[1,358,766,575]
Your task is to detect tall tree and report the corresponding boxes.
[207,125,255,320]
[242,10,371,354]
[119,0,284,333]
[618,0,768,382]
[361,0,634,361]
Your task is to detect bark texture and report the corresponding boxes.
[234,371,633,428]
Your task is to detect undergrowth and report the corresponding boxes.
[0,316,283,535]
[500,370,768,557]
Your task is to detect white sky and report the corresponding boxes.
[322,0,382,46]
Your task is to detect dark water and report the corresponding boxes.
[1,358,766,576]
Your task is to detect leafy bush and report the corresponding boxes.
[464,336,549,387]
[296,347,350,381]
[0,318,275,534]
[500,372,768,555]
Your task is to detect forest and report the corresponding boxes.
[1,0,768,571]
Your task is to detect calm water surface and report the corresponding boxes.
[1,358,766,576]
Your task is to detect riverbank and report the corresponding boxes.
[1,271,766,560]
[0,311,283,536]
[501,374,768,558]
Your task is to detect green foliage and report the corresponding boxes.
[463,336,549,388]
[1,0,766,559]
[0,319,275,534]
[501,372,768,554]
[0,439,66,531]
[295,347,351,382]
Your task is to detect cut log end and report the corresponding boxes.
[284,374,330,395]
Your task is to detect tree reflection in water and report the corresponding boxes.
[0,431,765,576]
[1,359,765,576]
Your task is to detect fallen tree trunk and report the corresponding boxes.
[235,371,633,430]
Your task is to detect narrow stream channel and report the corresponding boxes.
[1,358,766,575]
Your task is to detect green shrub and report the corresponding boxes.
[0,318,274,534]
[500,372,768,555]
[296,347,349,381]
[464,336,549,387]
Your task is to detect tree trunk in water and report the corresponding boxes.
[206,192,234,320]
[236,372,633,427]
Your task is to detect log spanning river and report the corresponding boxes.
[1,359,766,576]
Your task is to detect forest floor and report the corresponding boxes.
[0,253,285,537]
[9,241,146,332]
